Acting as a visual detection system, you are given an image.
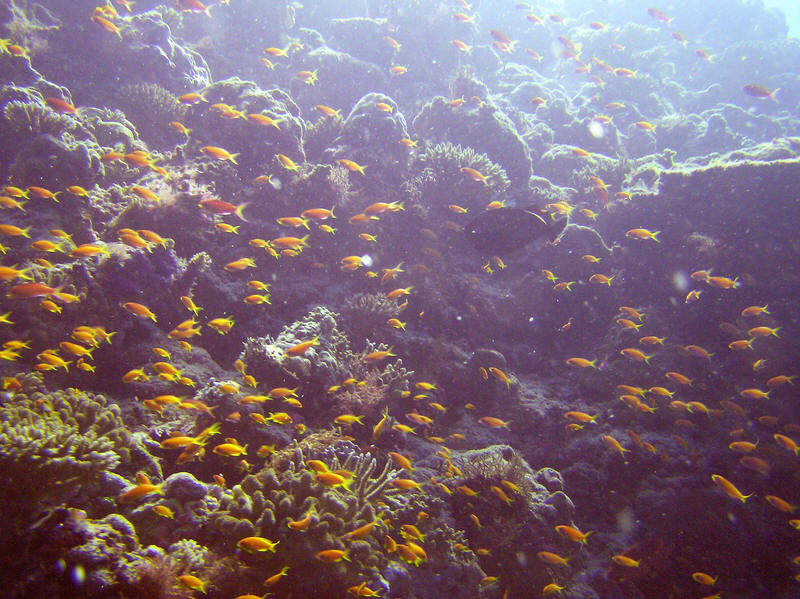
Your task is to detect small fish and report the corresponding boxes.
[555,524,593,544]
[177,575,206,593]
[566,357,597,368]
[602,434,630,458]
[711,474,752,503]
[626,228,660,242]
[201,146,239,163]
[199,199,249,221]
[478,416,511,429]
[237,536,279,553]
[774,434,799,455]
[285,336,320,357]
[208,316,234,334]
[460,167,489,184]
[119,483,163,503]
[316,549,350,562]
[123,302,157,322]
[91,15,123,37]
[152,505,175,519]
[337,159,367,175]
[537,551,570,566]
[314,105,340,117]
[743,84,778,102]
[612,555,640,568]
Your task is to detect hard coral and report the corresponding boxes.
[112,82,185,148]
[341,291,401,343]
[412,95,531,198]
[404,141,509,215]
[207,441,406,598]
[0,389,124,523]
[2,98,74,136]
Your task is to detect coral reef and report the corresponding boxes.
[404,141,509,214]
[112,82,185,148]
[0,389,125,523]
[340,291,401,342]
[412,96,531,199]
[2,98,75,136]
[207,441,405,597]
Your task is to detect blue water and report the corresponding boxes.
[764,0,800,36]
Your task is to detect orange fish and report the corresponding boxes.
[478,416,511,429]
[711,474,752,503]
[177,0,212,16]
[555,525,592,544]
[45,97,78,114]
[626,228,660,242]
[537,551,570,566]
[198,199,249,221]
[743,84,778,102]
[91,15,123,37]
[602,434,630,457]
[123,302,157,322]
[7,282,62,299]
[765,495,797,513]
[314,105,340,117]
[337,159,366,175]
[460,167,489,184]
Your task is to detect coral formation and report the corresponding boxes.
[112,82,185,148]
[412,96,531,198]
[207,441,405,597]
[404,141,509,214]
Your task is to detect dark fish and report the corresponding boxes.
[742,84,778,102]
[465,207,564,254]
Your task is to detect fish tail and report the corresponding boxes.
[235,202,250,222]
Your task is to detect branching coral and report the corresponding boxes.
[317,441,406,511]
[328,339,413,425]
